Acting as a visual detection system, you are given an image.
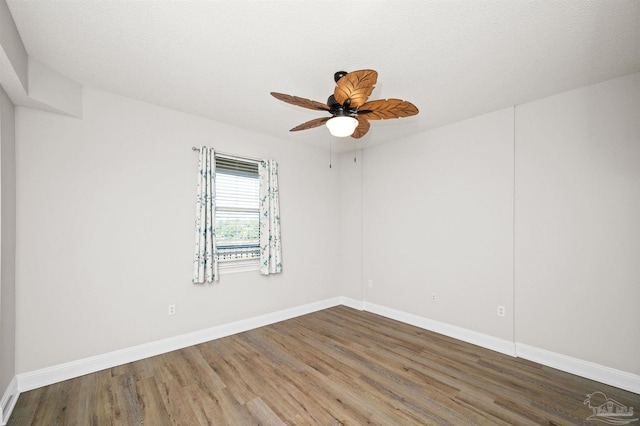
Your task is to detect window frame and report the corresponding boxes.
[214,154,262,274]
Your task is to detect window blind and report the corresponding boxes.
[215,156,260,262]
[216,157,259,177]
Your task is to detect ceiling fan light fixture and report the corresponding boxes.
[326,116,358,137]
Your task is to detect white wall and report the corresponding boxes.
[515,73,640,374]
[15,87,341,373]
[361,107,515,341]
[337,150,363,300]
[0,85,16,397]
[354,72,640,378]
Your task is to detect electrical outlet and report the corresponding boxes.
[497,305,505,317]
[168,304,176,316]
[431,293,437,303]
[368,280,373,289]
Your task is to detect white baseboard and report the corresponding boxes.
[16,297,343,393]
[338,296,365,311]
[357,299,517,357]
[0,376,18,426]
[10,295,639,412]
[516,343,640,395]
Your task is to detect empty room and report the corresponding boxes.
[1,1,639,424]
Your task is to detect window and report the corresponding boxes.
[215,156,260,271]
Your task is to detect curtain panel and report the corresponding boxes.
[193,146,218,283]
[259,160,282,275]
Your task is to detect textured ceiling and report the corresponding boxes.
[6,0,640,151]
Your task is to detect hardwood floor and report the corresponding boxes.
[8,306,639,425]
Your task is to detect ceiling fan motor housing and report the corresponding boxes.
[327,95,356,117]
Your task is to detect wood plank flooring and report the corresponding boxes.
[8,306,639,425]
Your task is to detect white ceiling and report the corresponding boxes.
[6,0,640,151]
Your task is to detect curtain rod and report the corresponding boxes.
[191,146,263,164]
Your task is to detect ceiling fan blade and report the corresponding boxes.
[290,117,331,132]
[351,116,370,139]
[333,69,378,109]
[271,92,330,111]
[358,98,419,120]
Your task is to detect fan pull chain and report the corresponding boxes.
[353,140,357,163]
[329,135,332,169]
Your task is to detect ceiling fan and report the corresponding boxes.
[271,69,419,139]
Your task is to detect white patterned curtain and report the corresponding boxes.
[193,146,218,283]
[259,160,282,275]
